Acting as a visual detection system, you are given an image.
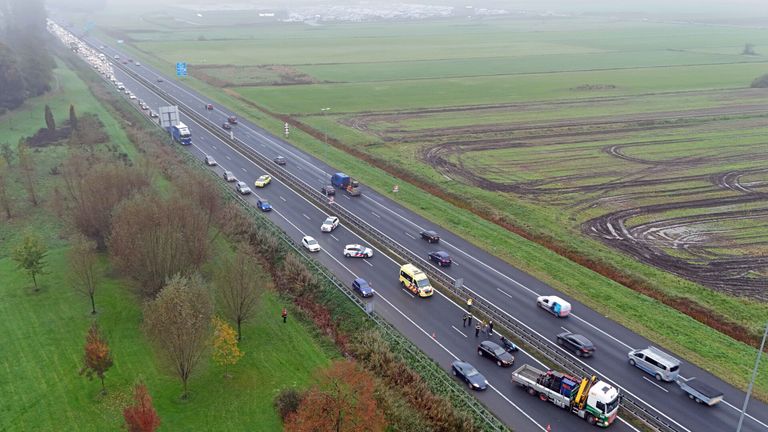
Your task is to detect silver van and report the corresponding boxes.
[628,346,680,382]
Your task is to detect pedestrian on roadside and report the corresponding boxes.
[282,307,288,323]
[482,321,489,334]
[475,322,481,337]
[488,320,494,336]
[466,297,474,311]
[462,313,468,327]
[467,313,473,327]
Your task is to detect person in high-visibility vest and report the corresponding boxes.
[466,297,474,311]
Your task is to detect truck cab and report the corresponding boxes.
[331,172,361,196]
[171,122,192,145]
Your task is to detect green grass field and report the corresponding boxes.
[0,58,333,430]
[85,9,768,398]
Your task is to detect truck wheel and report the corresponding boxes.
[695,398,703,404]
[538,392,548,402]
[688,394,694,400]
[629,359,636,366]
[527,387,537,396]
[477,350,483,356]
[586,414,596,425]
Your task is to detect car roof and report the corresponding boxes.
[570,334,593,345]
[354,277,368,285]
[303,236,315,241]
[433,251,449,257]
[481,340,501,350]
[423,230,438,235]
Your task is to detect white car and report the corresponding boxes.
[204,155,217,166]
[320,216,339,232]
[129,94,136,100]
[135,62,141,66]
[343,244,373,258]
[302,236,321,252]
[235,181,251,195]
[223,171,236,182]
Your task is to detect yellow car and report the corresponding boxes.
[254,175,272,188]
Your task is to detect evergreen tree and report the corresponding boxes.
[69,104,78,130]
[44,104,56,132]
[0,42,26,110]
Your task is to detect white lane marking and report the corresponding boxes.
[560,326,570,333]
[405,232,416,239]
[109,57,708,431]
[343,195,350,200]
[642,377,669,393]
[241,167,247,172]
[302,214,311,220]
[453,261,459,267]
[364,260,373,267]
[371,211,381,219]
[212,145,217,150]
[330,234,339,242]
[487,384,548,432]
[401,289,415,298]
[617,417,643,432]
[722,400,768,430]
[225,155,231,160]
[451,326,467,338]
[496,288,513,299]
[279,196,286,202]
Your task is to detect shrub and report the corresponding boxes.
[274,388,304,421]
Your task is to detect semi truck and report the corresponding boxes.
[331,172,361,196]
[169,122,192,145]
[511,364,619,428]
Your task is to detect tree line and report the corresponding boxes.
[0,0,55,113]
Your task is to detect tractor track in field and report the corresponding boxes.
[393,100,768,296]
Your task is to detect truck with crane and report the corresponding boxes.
[511,364,620,427]
[169,122,192,145]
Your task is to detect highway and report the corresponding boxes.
[59,25,768,432]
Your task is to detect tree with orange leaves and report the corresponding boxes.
[123,382,161,432]
[212,316,243,378]
[285,359,386,432]
[79,321,113,395]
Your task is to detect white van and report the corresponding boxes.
[628,346,680,382]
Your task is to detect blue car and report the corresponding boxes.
[257,199,272,212]
[451,361,487,391]
[352,278,374,297]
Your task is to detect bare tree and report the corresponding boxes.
[215,244,263,340]
[17,139,38,206]
[177,168,224,242]
[143,274,213,399]
[61,155,149,250]
[109,191,210,296]
[0,158,12,219]
[69,236,100,314]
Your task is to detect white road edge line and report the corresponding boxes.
[642,376,669,393]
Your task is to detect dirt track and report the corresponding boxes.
[345,90,768,296]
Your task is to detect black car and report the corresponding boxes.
[222,122,232,130]
[274,156,287,166]
[557,331,595,357]
[477,340,515,367]
[428,251,452,266]
[320,185,336,196]
[420,230,440,243]
[451,361,487,391]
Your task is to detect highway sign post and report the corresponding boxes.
[158,106,179,129]
[176,62,188,77]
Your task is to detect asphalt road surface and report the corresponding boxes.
[74,32,768,432]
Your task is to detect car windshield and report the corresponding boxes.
[259,176,268,181]
[261,201,269,206]
[493,347,506,356]
[306,238,317,245]
[324,218,335,225]
[358,282,370,290]
[605,396,620,414]
[416,278,430,288]
[465,366,479,377]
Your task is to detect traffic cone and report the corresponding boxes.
[432,332,436,339]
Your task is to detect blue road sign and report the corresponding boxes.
[176,62,188,77]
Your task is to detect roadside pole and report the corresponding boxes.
[736,321,768,432]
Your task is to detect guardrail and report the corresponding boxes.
[104,47,680,432]
[62,37,510,430]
